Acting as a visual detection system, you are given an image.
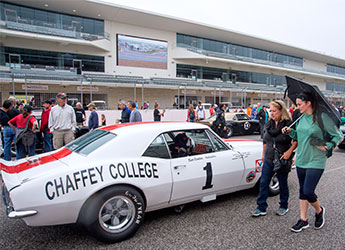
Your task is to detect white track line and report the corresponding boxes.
[324,165,345,173]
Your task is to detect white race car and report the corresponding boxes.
[1,122,278,243]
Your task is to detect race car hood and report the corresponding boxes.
[223,138,262,152]
[0,148,74,191]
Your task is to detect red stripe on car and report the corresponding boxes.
[223,139,256,142]
[100,121,182,131]
[0,148,72,174]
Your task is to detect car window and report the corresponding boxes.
[206,130,229,152]
[236,114,250,120]
[66,130,116,155]
[165,129,214,158]
[142,135,170,159]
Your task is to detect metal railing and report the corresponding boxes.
[0,20,110,41]
[175,43,345,80]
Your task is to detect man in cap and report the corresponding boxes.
[40,100,53,152]
[87,102,99,131]
[48,93,76,149]
[49,98,57,107]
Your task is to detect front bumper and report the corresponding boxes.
[8,210,37,219]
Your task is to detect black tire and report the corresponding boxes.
[79,185,145,243]
[268,173,280,196]
[338,143,345,149]
[225,126,233,138]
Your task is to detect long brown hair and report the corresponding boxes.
[297,92,318,124]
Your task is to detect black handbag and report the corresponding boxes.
[272,138,293,173]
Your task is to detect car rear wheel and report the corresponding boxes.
[81,186,145,243]
[269,173,280,196]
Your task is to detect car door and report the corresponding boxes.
[166,129,245,205]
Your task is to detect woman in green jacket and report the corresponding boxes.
[283,92,343,233]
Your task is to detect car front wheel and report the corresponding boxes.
[226,126,233,138]
[268,173,280,196]
[81,186,145,243]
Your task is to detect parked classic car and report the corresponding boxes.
[1,122,276,243]
[198,112,261,138]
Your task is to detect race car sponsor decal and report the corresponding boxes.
[45,166,104,200]
[243,121,251,130]
[109,162,159,179]
[255,159,263,173]
[246,171,256,183]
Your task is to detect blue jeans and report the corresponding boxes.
[16,134,37,160]
[257,160,289,211]
[296,167,324,203]
[3,126,16,161]
[43,131,53,152]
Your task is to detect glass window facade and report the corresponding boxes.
[0,2,105,39]
[327,64,345,76]
[326,82,345,92]
[176,64,286,86]
[1,47,104,72]
[177,34,303,67]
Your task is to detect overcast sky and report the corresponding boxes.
[100,0,345,60]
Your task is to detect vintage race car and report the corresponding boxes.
[1,122,277,243]
[198,113,260,138]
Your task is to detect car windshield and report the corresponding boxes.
[235,114,251,120]
[66,130,116,155]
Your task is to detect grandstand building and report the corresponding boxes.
[1,0,345,109]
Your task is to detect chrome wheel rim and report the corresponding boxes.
[98,196,135,233]
[227,128,233,137]
[269,174,279,191]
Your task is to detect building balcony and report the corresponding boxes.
[0,19,109,41]
[174,44,345,81]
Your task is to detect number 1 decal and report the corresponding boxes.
[202,162,213,190]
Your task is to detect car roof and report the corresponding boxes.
[100,122,210,135]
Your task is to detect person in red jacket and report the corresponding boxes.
[40,100,53,152]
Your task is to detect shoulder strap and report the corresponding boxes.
[24,115,33,131]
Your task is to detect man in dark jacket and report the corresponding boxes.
[258,106,269,138]
[213,104,227,137]
[119,100,130,123]
[87,103,99,131]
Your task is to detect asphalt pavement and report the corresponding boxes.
[1,135,345,250]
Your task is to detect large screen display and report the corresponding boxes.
[117,35,168,69]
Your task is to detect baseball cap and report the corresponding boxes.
[43,100,52,105]
[56,93,67,99]
[49,98,56,103]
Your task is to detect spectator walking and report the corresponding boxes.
[251,105,257,119]
[74,102,86,126]
[247,104,252,117]
[40,100,53,152]
[282,92,343,232]
[154,103,165,121]
[251,100,297,217]
[119,100,130,123]
[101,114,106,126]
[258,105,269,139]
[129,101,142,122]
[196,101,205,121]
[209,104,215,116]
[0,100,14,160]
[187,104,196,122]
[255,103,262,120]
[87,102,99,131]
[8,105,38,159]
[48,93,76,149]
[213,104,227,137]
